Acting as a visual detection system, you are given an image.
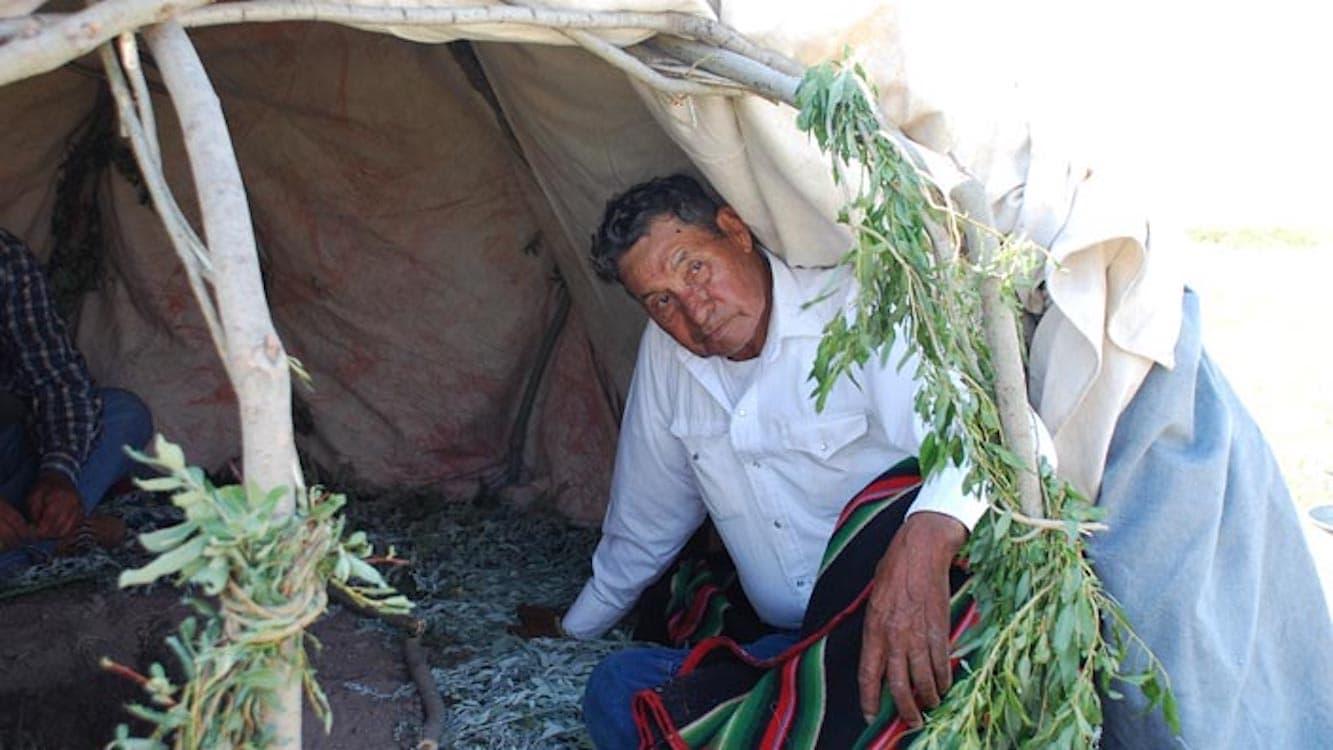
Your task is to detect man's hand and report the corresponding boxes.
[0,500,32,551]
[508,604,565,639]
[858,511,967,729]
[26,472,83,539]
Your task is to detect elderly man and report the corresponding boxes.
[538,172,1333,750]
[0,228,153,573]
[553,175,985,748]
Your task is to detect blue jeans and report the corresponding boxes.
[0,388,153,573]
[583,631,798,750]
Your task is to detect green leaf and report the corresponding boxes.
[1073,593,1095,647]
[1052,606,1074,653]
[137,522,199,553]
[196,556,229,596]
[333,552,351,582]
[919,432,939,475]
[153,435,186,471]
[1162,688,1181,732]
[1060,565,1081,603]
[1014,568,1031,603]
[134,476,183,493]
[346,556,386,587]
[119,535,208,588]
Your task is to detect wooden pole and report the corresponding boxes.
[950,180,1045,518]
[141,20,303,747]
[0,0,208,87]
[0,0,804,87]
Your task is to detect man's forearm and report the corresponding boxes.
[2,230,103,483]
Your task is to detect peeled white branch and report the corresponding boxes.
[99,41,227,364]
[177,1,805,76]
[0,0,48,20]
[1007,507,1109,536]
[141,20,303,744]
[950,180,1045,520]
[623,45,754,92]
[0,12,54,44]
[116,32,160,164]
[0,0,208,87]
[561,25,730,98]
[1,1,806,103]
[647,35,800,105]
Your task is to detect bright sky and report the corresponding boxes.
[978,1,1331,229]
[840,0,1333,230]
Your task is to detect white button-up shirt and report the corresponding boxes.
[562,255,986,638]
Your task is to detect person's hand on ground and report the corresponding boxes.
[858,511,967,729]
[0,500,32,551]
[54,515,127,556]
[508,604,565,639]
[27,472,83,539]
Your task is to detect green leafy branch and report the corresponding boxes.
[795,60,1176,747]
[105,435,410,749]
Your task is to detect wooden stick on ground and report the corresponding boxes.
[404,635,446,750]
[328,583,425,636]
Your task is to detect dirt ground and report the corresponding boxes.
[0,487,605,749]
[0,582,417,749]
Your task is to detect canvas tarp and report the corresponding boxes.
[0,25,634,520]
[294,0,1189,501]
[0,0,1183,519]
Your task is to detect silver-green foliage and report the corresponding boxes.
[795,60,1177,747]
[106,435,410,749]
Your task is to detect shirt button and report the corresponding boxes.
[796,579,809,588]
[773,519,783,529]
[737,409,747,417]
[752,461,761,468]
[692,452,700,461]
[819,441,828,451]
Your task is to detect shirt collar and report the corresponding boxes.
[762,249,834,359]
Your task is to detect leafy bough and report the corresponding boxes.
[795,61,1177,747]
[105,436,410,749]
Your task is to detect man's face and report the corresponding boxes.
[618,206,772,360]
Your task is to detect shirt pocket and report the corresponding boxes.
[669,418,746,521]
[779,411,869,462]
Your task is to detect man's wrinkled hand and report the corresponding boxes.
[508,603,564,639]
[858,511,966,729]
[27,472,83,539]
[0,500,32,551]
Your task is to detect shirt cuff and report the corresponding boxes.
[561,579,630,640]
[906,462,988,531]
[39,452,81,486]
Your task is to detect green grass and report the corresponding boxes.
[1186,226,1328,248]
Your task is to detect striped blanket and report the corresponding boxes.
[633,464,976,749]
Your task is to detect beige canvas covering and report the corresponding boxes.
[0,0,1182,520]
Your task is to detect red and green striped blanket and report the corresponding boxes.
[632,464,976,749]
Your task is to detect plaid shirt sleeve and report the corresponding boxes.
[0,229,102,485]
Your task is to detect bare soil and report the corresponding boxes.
[0,582,418,749]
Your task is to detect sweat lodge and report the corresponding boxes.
[1,0,1331,748]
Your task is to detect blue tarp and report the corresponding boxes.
[1091,290,1333,747]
